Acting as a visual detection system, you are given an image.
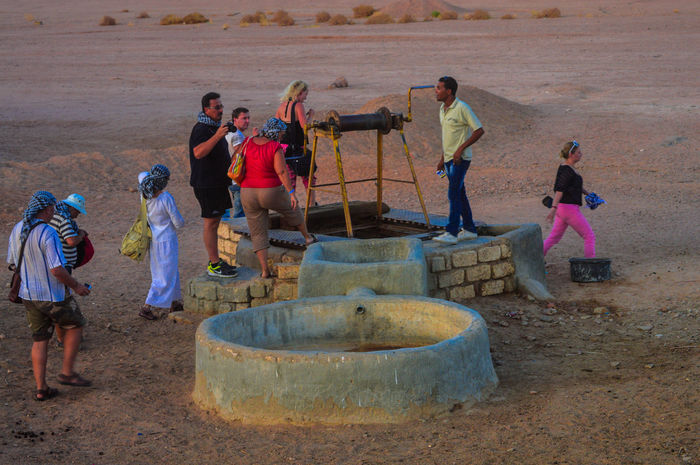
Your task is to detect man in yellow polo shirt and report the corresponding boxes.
[433,76,485,245]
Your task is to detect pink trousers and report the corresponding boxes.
[543,203,596,258]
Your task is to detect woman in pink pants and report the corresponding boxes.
[543,140,596,258]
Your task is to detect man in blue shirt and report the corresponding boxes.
[7,191,92,401]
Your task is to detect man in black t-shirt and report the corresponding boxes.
[189,92,237,278]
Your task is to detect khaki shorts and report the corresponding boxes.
[240,185,303,252]
[24,296,87,342]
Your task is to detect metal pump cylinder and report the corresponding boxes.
[325,107,397,134]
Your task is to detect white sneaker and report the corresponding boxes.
[433,232,458,245]
[457,229,478,241]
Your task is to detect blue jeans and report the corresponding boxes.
[445,159,476,235]
[229,184,245,218]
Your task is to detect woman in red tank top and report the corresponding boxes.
[240,118,317,278]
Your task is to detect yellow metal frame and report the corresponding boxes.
[302,86,434,238]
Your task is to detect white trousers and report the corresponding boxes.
[145,238,181,308]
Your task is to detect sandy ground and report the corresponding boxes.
[1,1,699,464]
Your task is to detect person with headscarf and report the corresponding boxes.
[188,91,238,278]
[240,117,316,278]
[7,191,91,401]
[137,164,185,320]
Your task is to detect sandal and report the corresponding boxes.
[305,234,318,246]
[34,386,59,401]
[57,372,92,387]
[139,305,157,321]
[170,301,184,313]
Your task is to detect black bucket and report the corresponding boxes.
[569,258,611,283]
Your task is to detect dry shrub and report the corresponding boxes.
[137,11,150,19]
[271,10,294,26]
[465,9,490,20]
[439,10,458,20]
[397,14,415,23]
[222,23,229,30]
[121,9,129,13]
[270,10,286,22]
[277,15,295,26]
[366,12,394,24]
[24,13,35,21]
[532,8,561,18]
[316,11,331,23]
[243,11,269,25]
[160,14,183,25]
[99,16,116,26]
[353,5,375,18]
[328,14,348,25]
[183,12,208,24]
[501,13,515,19]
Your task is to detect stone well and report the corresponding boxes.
[184,204,552,314]
[298,237,427,298]
[194,294,498,425]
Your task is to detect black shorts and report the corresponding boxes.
[193,187,232,218]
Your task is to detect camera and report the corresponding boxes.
[225,121,237,132]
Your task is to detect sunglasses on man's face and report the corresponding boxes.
[209,105,224,110]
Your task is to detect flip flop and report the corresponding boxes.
[139,306,157,320]
[34,386,59,401]
[169,301,184,313]
[57,372,92,387]
[305,234,318,246]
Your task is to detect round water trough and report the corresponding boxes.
[194,295,498,424]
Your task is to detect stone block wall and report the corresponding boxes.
[185,222,516,315]
[423,239,516,303]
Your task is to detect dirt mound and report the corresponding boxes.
[380,0,465,18]
[328,87,536,160]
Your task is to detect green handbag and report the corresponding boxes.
[119,197,151,262]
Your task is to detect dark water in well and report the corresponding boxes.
[262,341,435,352]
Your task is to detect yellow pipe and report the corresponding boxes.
[303,134,319,225]
[399,128,431,228]
[405,85,434,123]
[332,127,353,237]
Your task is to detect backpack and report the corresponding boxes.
[119,197,151,261]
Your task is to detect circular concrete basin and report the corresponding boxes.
[194,295,498,424]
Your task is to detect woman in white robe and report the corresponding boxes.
[137,165,185,320]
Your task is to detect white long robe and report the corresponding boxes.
[144,191,184,308]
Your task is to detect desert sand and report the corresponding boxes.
[0,1,698,464]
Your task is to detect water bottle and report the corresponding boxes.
[436,169,446,178]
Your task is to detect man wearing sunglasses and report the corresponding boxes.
[188,92,237,278]
[433,76,485,245]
